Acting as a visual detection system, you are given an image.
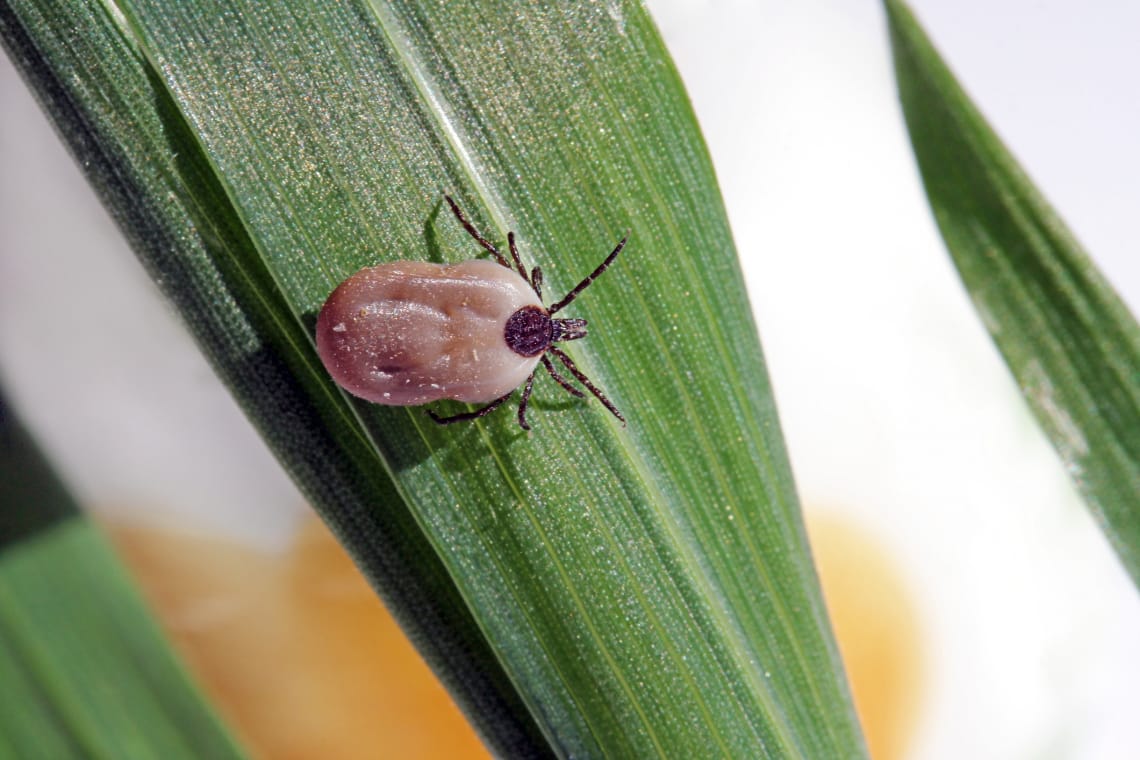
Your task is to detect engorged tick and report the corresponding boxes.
[315,195,627,430]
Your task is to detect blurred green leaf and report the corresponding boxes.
[887,0,1140,584]
[3,0,865,755]
[0,389,244,759]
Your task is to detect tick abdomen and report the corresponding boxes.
[316,259,543,405]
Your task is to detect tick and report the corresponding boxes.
[315,195,627,430]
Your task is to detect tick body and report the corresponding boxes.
[315,196,626,430]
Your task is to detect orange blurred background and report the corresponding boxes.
[109,509,921,759]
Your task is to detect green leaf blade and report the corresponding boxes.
[7,0,866,755]
[886,0,1140,583]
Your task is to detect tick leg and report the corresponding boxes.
[427,391,513,425]
[507,232,530,283]
[550,231,629,314]
[549,346,626,426]
[530,266,543,299]
[541,354,585,397]
[444,195,510,270]
[517,371,537,430]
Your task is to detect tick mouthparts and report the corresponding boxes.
[554,317,588,342]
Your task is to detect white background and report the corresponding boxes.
[2,2,1138,757]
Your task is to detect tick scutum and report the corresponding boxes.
[504,305,553,357]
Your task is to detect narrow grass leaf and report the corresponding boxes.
[887,0,1140,584]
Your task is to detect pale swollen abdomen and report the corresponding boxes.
[316,259,544,405]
